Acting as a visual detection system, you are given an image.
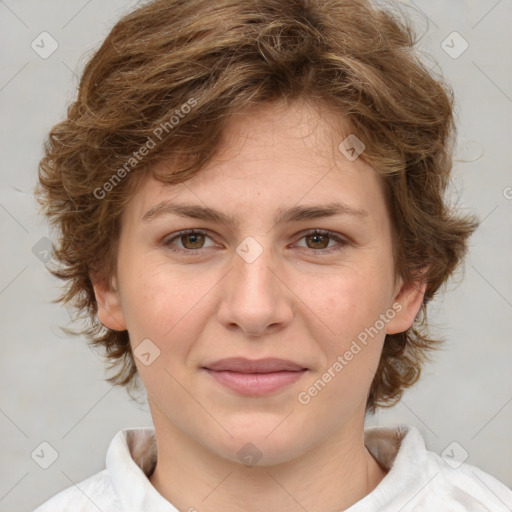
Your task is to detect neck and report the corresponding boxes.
[148,412,387,512]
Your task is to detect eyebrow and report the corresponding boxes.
[141,201,368,226]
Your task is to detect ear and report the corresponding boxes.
[385,271,427,335]
[90,272,127,331]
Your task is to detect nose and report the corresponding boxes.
[216,239,294,338]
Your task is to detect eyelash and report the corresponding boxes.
[163,229,349,255]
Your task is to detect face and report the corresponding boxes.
[94,99,424,466]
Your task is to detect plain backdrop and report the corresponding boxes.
[1,0,511,510]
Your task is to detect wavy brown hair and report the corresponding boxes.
[36,0,478,412]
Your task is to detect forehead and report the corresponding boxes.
[122,100,390,228]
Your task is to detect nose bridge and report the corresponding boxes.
[233,235,278,301]
[217,235,292,335]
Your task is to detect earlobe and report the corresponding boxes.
[386,274,427,335]
[90,273,127,331]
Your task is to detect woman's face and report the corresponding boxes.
[94,100,423,465]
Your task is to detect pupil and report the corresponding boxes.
[309,234,328,248]
[184,233,204,248]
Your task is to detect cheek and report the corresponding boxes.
[297,271,389,409]
[304,267,392,348]
[119,257,221,358]
[117,256,184,342]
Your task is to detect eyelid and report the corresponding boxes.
[163,228,350,255]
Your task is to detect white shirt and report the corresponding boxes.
[33,424,512,511]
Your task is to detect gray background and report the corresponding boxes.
[1,0,511,510]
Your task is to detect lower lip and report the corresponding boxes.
[203,369,307,396]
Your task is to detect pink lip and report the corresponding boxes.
[202,357,308,396]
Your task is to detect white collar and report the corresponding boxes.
[105,424,427,511]
[354,424,431,509]
[106,426,176,510]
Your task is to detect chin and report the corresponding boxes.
[209,422,311,467]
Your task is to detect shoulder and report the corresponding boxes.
[362,425,512,511]
[401,428,512,511]
[423,451,512,511]
[33,427,158,512]
[32,468,121,512]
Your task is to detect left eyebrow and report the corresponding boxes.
[141,201,369,226]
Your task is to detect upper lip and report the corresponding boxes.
[203,357,307,373]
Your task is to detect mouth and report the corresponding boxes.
[201,357,308,396]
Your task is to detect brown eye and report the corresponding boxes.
[164,229,348,256]
[164,230,214,253]
[305,233,330,250]
[296,229,348,254]
[180,232,206,249]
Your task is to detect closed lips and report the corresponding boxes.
[203,357,308,373]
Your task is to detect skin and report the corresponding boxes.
[92,99,425,512]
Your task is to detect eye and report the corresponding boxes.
[163,229,348,255]
[295,229,348,254]
[163,229,216,253]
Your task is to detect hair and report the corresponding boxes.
[36,0,478,412]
